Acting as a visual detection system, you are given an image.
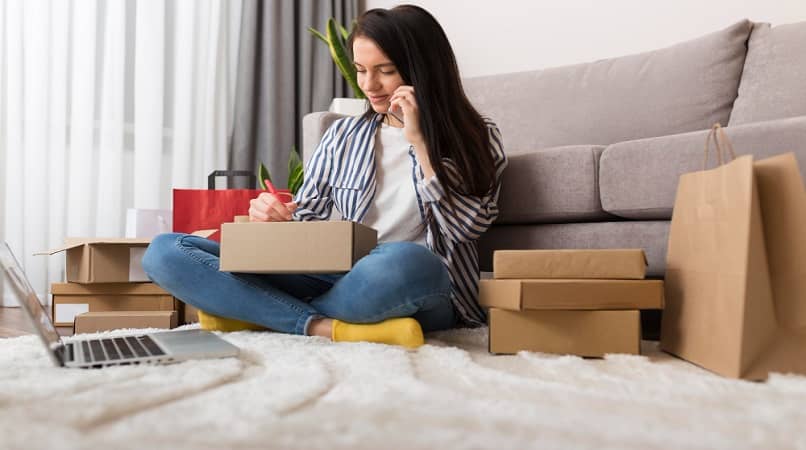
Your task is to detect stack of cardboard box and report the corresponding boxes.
[479,249,664,357]
[38,238,188,334]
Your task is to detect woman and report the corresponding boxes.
[143,5,507,349]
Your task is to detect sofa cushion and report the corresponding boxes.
[497,145,611,224]
[599,116,806,220]
[729,21,806,126]
[478,221,670,277]
[464,20,751,152]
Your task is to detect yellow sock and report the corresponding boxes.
[331,318,425,349]
[197,309,267,332]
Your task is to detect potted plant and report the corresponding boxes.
[258,146,304,202]
[309,18,367,116]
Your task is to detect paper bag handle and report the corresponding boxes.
[703,123,738,169]
[207,170,257,190]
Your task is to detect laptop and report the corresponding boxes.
[1,241,239,368]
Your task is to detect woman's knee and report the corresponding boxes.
[375,242,449,291]
[142,233,183,278]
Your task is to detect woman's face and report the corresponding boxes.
[353,36,405,114]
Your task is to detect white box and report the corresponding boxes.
[125,208,172,239]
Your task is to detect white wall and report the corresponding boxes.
[364,0,806,78]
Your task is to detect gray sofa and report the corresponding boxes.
[302,19,806,280]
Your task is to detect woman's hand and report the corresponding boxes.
[389,86,425,146]
[389,85,435,179]
[249,193,298,222]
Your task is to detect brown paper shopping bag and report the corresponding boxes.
[660,124,806,380]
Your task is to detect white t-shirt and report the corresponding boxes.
[361,123,427,245]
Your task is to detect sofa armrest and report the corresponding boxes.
[302,111,348,166]
[599,115,806,220]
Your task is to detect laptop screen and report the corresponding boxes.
[0,242,63,355]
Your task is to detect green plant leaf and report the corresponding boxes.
[288,146,302,176]
[326,19,351,77]
[308,27,329,45]
[258,162,271,189]
[288,166,304,196]
[327,18,365,99]
[339,24,349,41]
[286,146,304,195]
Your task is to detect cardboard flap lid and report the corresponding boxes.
[36,237,151,255]
[34,242,86,255]
[191,229,217,238]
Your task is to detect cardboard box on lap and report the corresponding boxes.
[51,283,179,327]
[74,311,178,334]
[36,238,151,283]
[220,221,377,273]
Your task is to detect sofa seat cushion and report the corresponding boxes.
[497,145,612,224]
[729,21,806,126]
[599,116,806,220]
[464,20,751,152]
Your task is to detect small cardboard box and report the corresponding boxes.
[74,310,178,334]
[220,221,377,273]
[51,282,179,326]
[479,279,664,311]
[489,308,641,356]
[493,249,647,280]
[37,238,151,283]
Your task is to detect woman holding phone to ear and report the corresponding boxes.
[143,5,507,348]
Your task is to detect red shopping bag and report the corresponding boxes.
[173,170,263,242]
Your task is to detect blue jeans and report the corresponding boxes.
[142,233,456,335]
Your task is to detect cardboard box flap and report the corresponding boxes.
[34,241,86,255]
[35,238,151,256]
[67,237,151,246]
[191,229,217,238]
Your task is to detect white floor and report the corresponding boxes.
[1,325,805,450]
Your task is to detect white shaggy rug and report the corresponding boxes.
[1,326,806,450]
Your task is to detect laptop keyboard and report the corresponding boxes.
[80,335,166,364]
[65,342,75,362]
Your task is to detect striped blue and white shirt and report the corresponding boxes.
[293,113,507,326]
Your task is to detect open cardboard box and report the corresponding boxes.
[220,221,377,273]
[36,238,151,283]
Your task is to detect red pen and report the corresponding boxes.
[263,178,279,198]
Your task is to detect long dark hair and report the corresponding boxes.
[349,5,496,201]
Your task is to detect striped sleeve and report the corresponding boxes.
[416,121,507,244]
[293,120,342,221]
